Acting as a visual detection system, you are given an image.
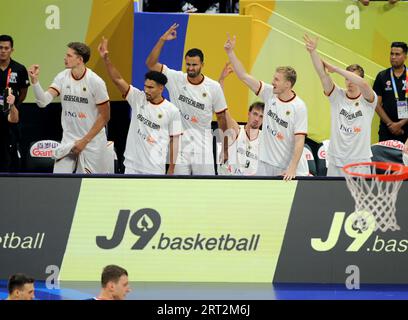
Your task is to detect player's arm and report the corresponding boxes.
[303,34,334,95]
[71,101,111,156]
[28,65,58,108]
[218,62,239,141]
[146,23,179,72]
[167,134,180,175]
[98,37,129,96]
[283,134,305,181]
[224,34,260,94]
[216,110,229,163]
[323,60,375,103]
[6,90,18,123]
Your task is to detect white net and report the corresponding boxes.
[344,163,406,232]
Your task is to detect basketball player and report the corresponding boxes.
[217,62,263,175]
[28,42,110,174]
[224,34,308,180]
[93,265,130,300]
[220,102,264,175]
[6,273,35,300]
[304,34,377,176]
[98,37,182,174]
[146,23,229,175]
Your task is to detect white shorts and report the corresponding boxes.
[327,157,371,177]
[53,141,109,174]
[174,151,215,175]
[256,161,285,176]
[124,167,161,175]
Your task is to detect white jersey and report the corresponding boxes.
[257,81,308,169]
[162,65,227,158]
[124,85,182,174]
[228,125,260,175]
[327,85,377,165]
[50,68,109,146]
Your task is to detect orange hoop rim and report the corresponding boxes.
[342,161,408,181]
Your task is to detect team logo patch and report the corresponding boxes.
[355,102,359,107]
[158,113,163,119]
[286,110,291,116]
[83,87,87,92]
[202,93,207,98]
[386,80,391,86]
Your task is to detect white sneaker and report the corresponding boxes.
[181,2,198,13]
[205,2,219,13]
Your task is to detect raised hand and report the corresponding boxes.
[219,62,234,82]
[28,64,40,84]
[161,23,179,41]
[303,34,318,53]
[224,33,236,54]
[98,37,109,59]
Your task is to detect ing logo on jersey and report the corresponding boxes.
[64,110,87,119]
[266,125,284,140]
[180,110,199,124]
[339,124,361,134]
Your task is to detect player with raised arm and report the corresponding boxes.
[99,37,182,174]
[28,42,110,174]
[224,34,307,180]
[146,23,228,175]
[304,34,377,176]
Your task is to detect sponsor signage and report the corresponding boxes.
[59,179,297,282]
[0,177,81,280]
[274,180,408,284]
[29,140,60,158]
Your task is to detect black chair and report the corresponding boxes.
[315,142,328,176]
[304,143,317,176]
[371,140,404,164]
[25,140,60,173]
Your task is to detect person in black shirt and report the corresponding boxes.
[373,41,408,142]
[0,34,30,172]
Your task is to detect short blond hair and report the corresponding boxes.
[276,66,297,87]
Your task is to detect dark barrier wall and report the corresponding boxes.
[275,180,408,284]
[0,177,81,279]
[1,176,407,284]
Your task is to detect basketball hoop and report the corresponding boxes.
[342,162,408,232]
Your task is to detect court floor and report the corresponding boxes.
[1,281,408,300]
